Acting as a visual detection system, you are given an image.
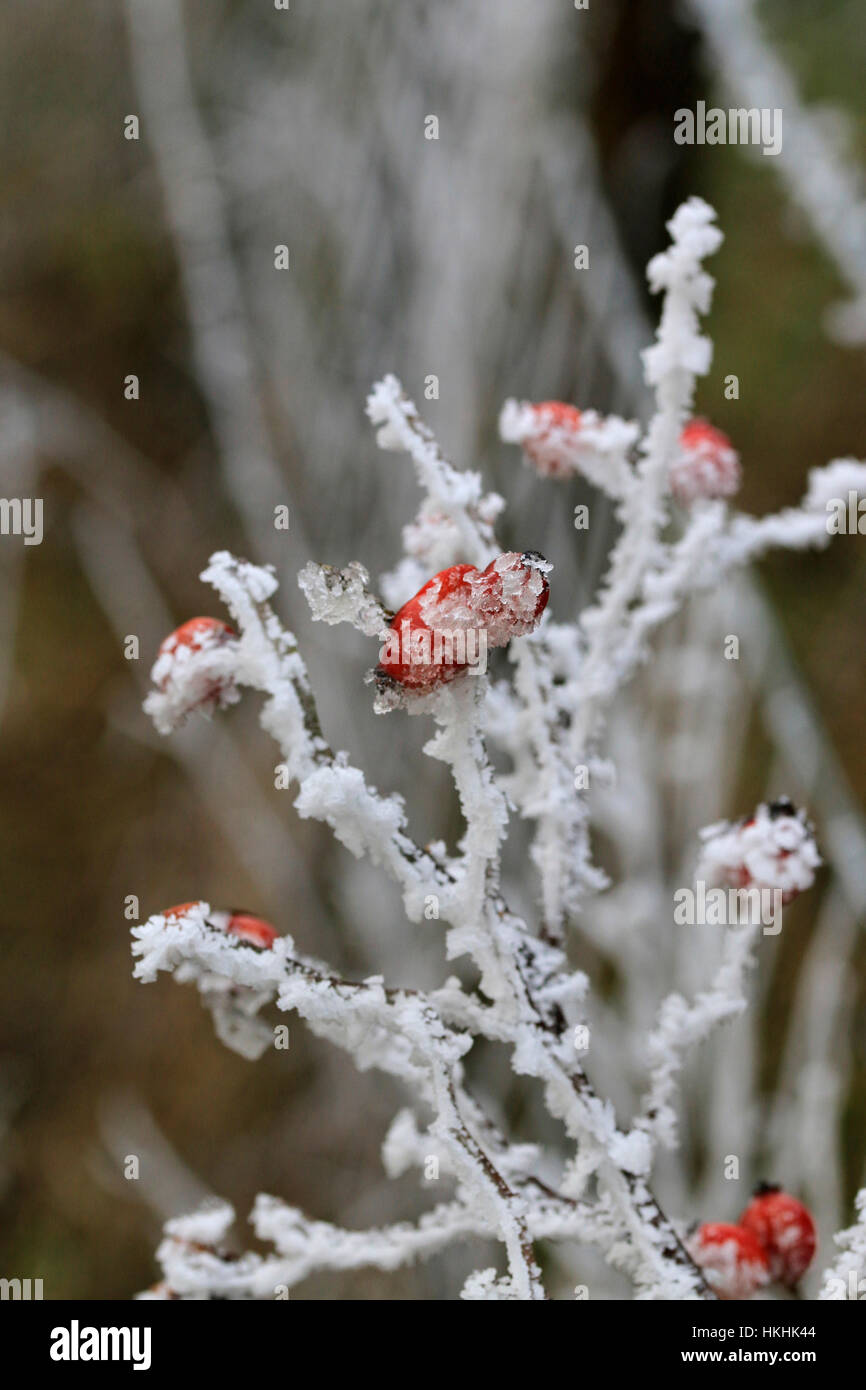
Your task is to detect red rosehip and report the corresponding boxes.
[687,1222,770,1299]
[519,401,584,477]
[377,552,551,690]
[147,617,240,733]
[697,799,821,905]
[162,901,204,921]
[160,903,277,948]
[223,911,278,950]
[671,418,740,505]
[739,1185,817,1288]
[531,402,582,436]
[159,617,235,662]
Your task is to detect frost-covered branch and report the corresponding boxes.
[819,1189,866,1300]
[571,198,722,754]
[638,924,759,1153]
[134,196,849,1300]
[132,904,544,1297]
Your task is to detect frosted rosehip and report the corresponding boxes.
[157,617,235,671]
[499,399,583,478]
[522,401,583,478]
[208,909,278,949]
[670,419,740,505]
[162,902,205,921]
[225,911,278,949]
[376,551,551,690]
[146,616,240,734]
[696,799,821,905]
[687,1222,770,1299]
[161,902,277,948]
[739,1185,817,1289]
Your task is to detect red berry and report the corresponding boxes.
[226,912,278,949]
[523,402,583,477]
[671,418,740,504]
[739,1185,817,1288]
[162,901,204,921]
[209,910,278,949]
[159,617,235,658]
[148,617,239,732]
[161,902,277,948]
[379,564,475,689]
[533,401,582,427]
[155,619,236,697]
[697,800,820,905]
[687,1222,770,1299]
[377,552,551,690]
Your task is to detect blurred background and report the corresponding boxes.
[1,0,866,1298]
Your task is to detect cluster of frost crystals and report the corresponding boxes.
[696,800,822,903]
[144,622,240,735]
[460,1268,522,1300]
[804,457,866,514]
[297,560,387,637]
[136,195,864,1301]
[132,906,285,1061]
[418,552,551,645]
[367,373,503,609]
[819,1189,866,1300]
[498,398,638,495]
[138,1200,267,1301]
[638,915,758,1154]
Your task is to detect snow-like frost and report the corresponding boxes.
[136,197,861,1301]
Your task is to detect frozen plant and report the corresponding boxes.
[819,1187,866,1300]
[134,198,866,1300]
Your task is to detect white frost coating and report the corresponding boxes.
[133,906,288,1060]
[366,369,500,575]
[608,1129,654,1179]
[415,552,549,646]
[165,1198,235,1247]
[670,422,740,505]
[819,1189,866,1299]
[498,397,638,495]
[639,923,759,1152]
[137,197,850,1301]
[383,495,506,609]
[297,560,388,637]
[577,197,722,730]
[294,765,409,865]
[804,458,866,513]
[144,622,240,735]
[460,1268,522,1300]
[697,802,821,902]
[140,1181,607,1300]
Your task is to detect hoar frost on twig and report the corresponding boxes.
[818,1189,866,1300]
[136,198,866,1299]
